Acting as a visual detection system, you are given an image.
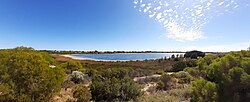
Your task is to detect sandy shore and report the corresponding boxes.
[60,54,129,62]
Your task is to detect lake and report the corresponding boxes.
[71,53,185,61]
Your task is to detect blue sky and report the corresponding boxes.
[0,0,249,52]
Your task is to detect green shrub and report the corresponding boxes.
[73,85,91,102]
[171,61,187,72]
[0,47,66,102]
[191,79,218,102]
[191,50,250,101]
[173,71,193,84]
[60,61,86,74]
[157,74,173,90]
[90,73,141,102]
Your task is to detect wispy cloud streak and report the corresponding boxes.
[133,0,246,41]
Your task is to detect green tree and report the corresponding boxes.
[171,54,176,58]
[184,50,205,59]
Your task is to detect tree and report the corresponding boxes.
[171,54,176,58]
[184,50,205,59]
[0,47,66,101]
[176,54,179,58]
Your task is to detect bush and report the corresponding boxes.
[66,71,91,84]
[191,79,218,102]
[0,47,66,101]
[73,85,91,102]
[90,72,141,102]
[173,71,193,84]
[186,59,197,67]
[184,67,201,78]
[190,51,250,101]
[60,61,86,74]
[171,61,187,72]
[62,80,75,90]
[157,74,173,90]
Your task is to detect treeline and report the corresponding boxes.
[41,49,225,55]
[41,50,185,54]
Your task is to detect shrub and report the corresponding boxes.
[73,85,91,102]
[173,71,193,84]
[0,47,66,101]
[191,79,218,102]
[90,73,141,102]
[60,61,86,74]
[66,71,91,84]
[157,74,173,90]
[171,61,187,72]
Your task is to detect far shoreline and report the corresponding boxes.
[60,54,131,62]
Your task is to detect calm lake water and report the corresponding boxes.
[71,53,184,61]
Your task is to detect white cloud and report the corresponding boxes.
[218,1,225,6]
[133,0,245,42]
[133,0,138,4]
[234,5,239,8]
[149,13,156,18]
[154,6,162,10]
[166,21,206,42]
[141,4,146,7]
[144,6,151,13]
[156,13,162,20]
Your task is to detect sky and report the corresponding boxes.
[0,0,249,52]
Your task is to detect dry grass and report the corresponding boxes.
[139,88,191,102]
[50,88,76,102]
